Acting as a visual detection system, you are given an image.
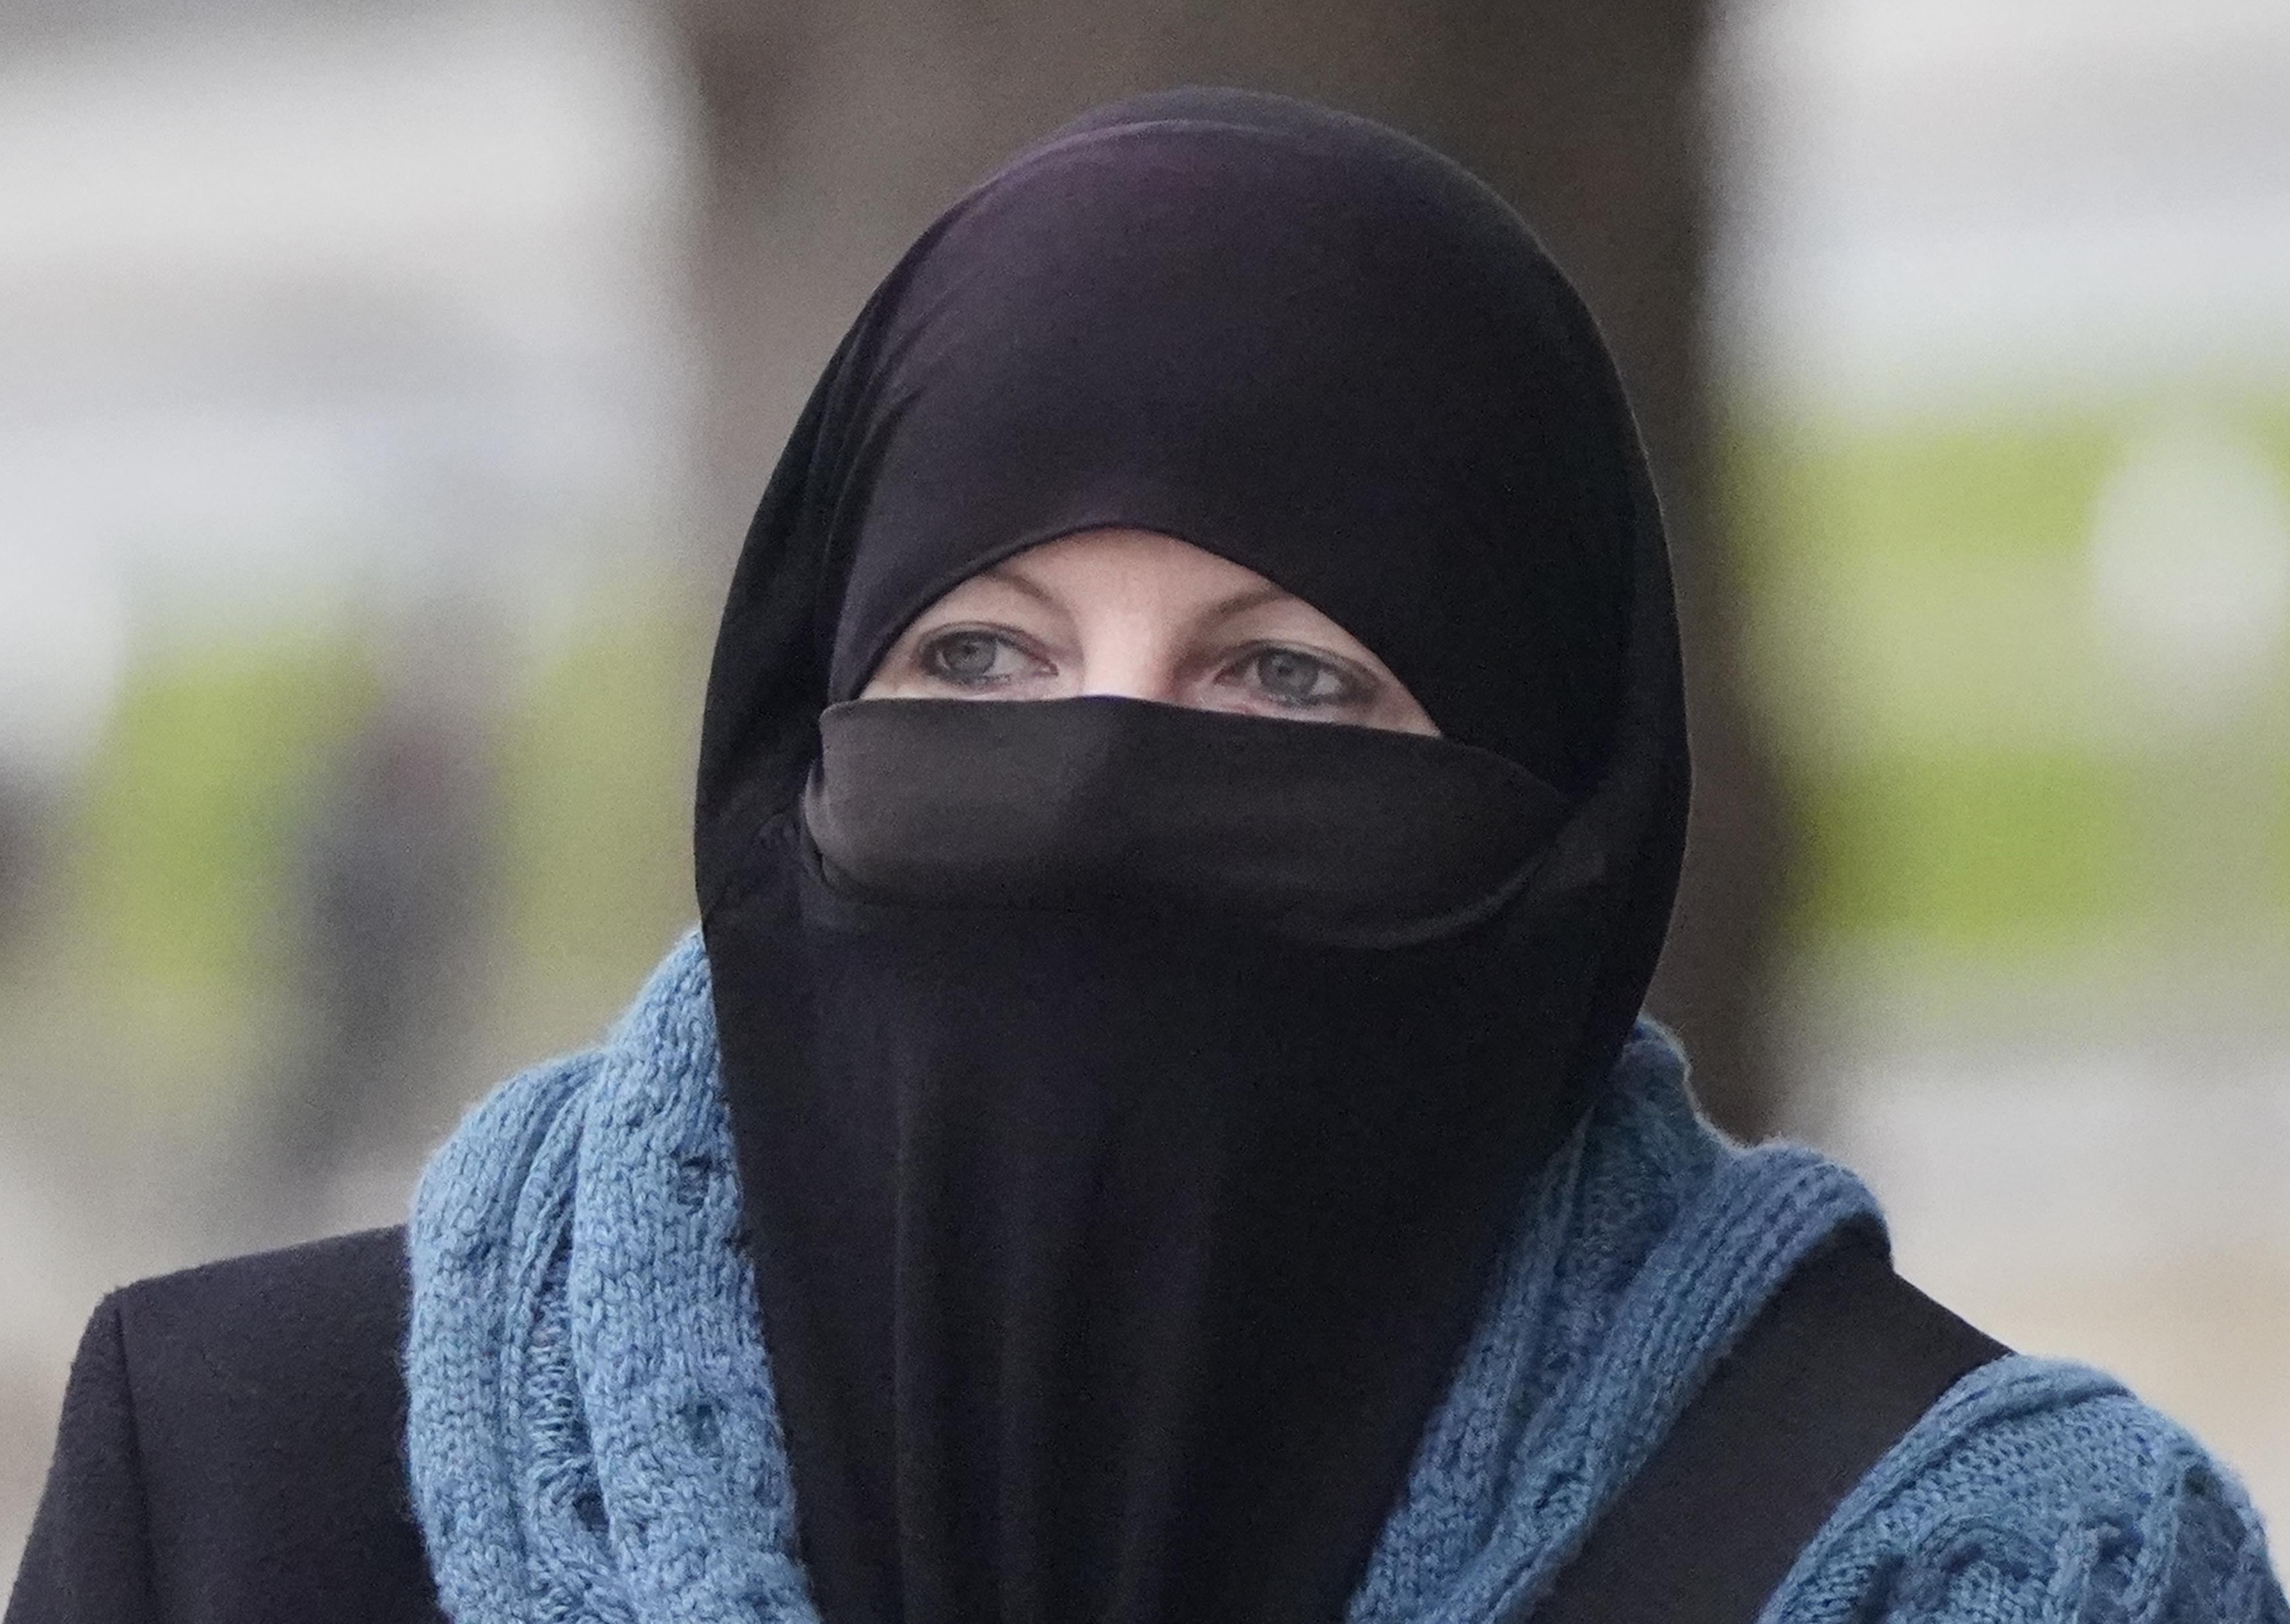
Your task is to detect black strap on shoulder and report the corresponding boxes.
[1532,1223,2008,1624]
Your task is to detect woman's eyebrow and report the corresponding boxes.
[973,562,1061,608]
[1205,582,1294,618]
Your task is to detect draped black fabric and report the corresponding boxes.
[805,697,1573,947]
[695,88,1691,1624]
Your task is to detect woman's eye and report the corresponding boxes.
[1242,647,1355,708]
[918,630,1039,686]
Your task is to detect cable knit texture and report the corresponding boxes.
[405,931,2287,1623]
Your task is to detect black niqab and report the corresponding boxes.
[696,89,1690,1624]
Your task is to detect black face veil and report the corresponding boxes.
[695,89,1690,1624]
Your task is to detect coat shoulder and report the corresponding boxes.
[110,1224,414,1401]
[6,1227,443,1624]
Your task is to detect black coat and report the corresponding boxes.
[5,1227,444,1624]
[5,1220,2007,1624]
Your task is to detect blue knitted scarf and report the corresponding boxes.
[405,931,1880,1623]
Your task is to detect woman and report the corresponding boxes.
[10,89,2284,1624]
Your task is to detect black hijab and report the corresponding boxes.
[695,88,1689,1624]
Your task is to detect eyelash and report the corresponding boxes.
[1225,645,1366,709]
[912,627,1373,712]
[917,628,1048,687]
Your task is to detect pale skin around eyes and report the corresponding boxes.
[858,528,1442,736]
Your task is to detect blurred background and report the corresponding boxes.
[2,0,2285,1582]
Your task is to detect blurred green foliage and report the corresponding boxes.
[1801,751,2132,950]
[492,581,712,1016]
[1731,399,2290,962]
[63,634,378,1054]
[31,576,716,1101]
